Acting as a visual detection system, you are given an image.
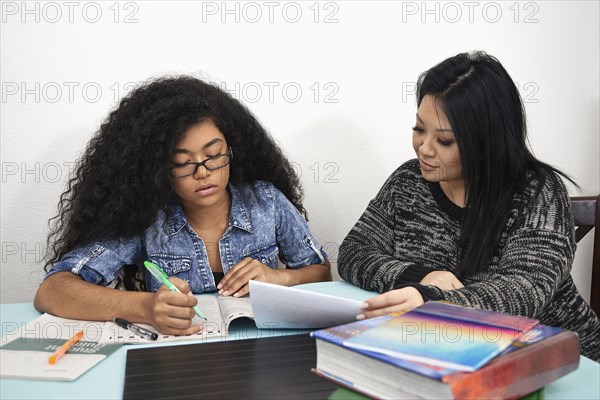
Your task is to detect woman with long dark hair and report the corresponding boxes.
[34,76,331,335]
[338,51,599,360]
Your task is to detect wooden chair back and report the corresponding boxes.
[571,195,600,315]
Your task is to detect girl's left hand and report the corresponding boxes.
[217,257,281,297]
[357,287,424,320]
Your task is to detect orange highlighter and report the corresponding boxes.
[48,330,84,364]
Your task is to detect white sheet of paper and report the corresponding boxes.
[0,351,106,381]
[249,280,363,329]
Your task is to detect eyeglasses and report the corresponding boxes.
[170,149,233,178]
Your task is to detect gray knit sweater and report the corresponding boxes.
[338,159,600,361]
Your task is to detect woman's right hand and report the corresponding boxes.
[420,271,464,290]
[145,277,203,335]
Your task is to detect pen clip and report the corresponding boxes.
[129,324,159,341]
[113,317,158,341]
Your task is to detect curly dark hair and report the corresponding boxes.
[45,76,305,290]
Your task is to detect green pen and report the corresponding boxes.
[143,260,208,321]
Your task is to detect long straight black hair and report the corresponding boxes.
[416,51,576,277]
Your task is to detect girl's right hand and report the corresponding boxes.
[420,271,464,290]
[145,277,203,335]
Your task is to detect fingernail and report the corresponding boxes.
[356,314,365,320]
[222,290,229,296]
[233,293,240,298]
[218,289,223,295]
[217,284,222,289]
[360,302,368,309]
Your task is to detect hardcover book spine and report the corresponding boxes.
[442,331,580,399]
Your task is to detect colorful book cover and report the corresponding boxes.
[411,301,538,332]
[312,314,457,379]
[312,301,577,400]
[500,324,564,355]
[319,301,538,372]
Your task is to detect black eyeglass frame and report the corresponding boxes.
[169,149,233,178]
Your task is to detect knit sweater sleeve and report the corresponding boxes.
[430,175,576,318]
[338,165,435,293]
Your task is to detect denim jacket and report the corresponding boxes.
[46,181,327,293]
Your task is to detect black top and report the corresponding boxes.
[212,271,225,287]
[428,181,465,221]
[338,158,600,361]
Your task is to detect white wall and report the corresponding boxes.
[1,1,598,304]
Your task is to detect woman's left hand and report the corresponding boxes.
[357,287,424,320]
[217,257,281,297]
[420,271,464,290]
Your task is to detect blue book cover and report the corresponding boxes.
[312,301,539,374]
[312,315,457,379]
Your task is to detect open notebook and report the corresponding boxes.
[1,281,363,345]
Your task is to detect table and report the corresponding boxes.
[1,281,599,399]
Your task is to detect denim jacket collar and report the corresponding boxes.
[165,183,253,236]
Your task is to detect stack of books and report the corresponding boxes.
[311,302,580,399]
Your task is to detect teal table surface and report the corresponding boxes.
[1,281,599,400]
